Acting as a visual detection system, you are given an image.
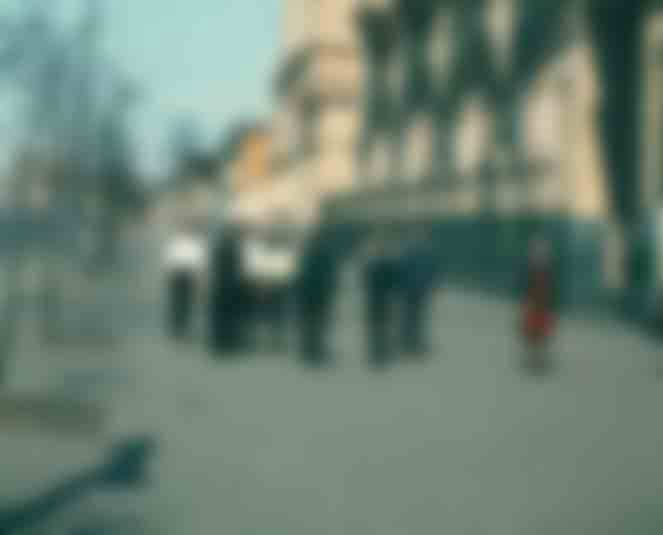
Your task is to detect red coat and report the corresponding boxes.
[521,266,556,342]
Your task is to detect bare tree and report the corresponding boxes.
[93,76,141,272]
[0,0,144,379]
[169,115,205,179]
[0,1,63,380]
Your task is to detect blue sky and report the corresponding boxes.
[2,0,280,179]
[105,0,280,178]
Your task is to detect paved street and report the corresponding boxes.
[128,290,662,535]
[2,232,662,535]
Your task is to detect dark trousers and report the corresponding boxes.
[265,286,289,348]
[365,293,391,366]
[167,270,195,339]
[241,285,284,351]
[209,289,241,354]
[299,301,330,365]
[250,286,288,347]
[402,289,430,354]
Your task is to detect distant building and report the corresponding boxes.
[274,0,363,211]
[225,124,272,196]
[319,0,613,307]
[268,0,662,308]
[157,151,219,231]
[217,122,281,225]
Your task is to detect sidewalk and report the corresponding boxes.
[2,239,662,534]
[0,230,163,535]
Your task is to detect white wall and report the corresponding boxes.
[282,0,319,58]
[318,0,360,47]
[315,51,363,99]
[318,145,357,194]
[318,106,359,149]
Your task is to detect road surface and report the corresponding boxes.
[2,227,662,535]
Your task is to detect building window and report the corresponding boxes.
[299,101,318,155]
[428,9,456,94]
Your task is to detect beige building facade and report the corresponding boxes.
[264,0,663,307]
[218,124,275,225]
[349,0,608,219]
[316,0,615,305]
[273,0,363,222]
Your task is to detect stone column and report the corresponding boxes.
[385,40,406,183]
[428,3,462,185]
[392,0,437,184]
[356,4,399,186]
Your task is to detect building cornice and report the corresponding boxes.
[356,4,399,62]
[275,41,359,97]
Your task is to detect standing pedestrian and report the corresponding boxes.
[243,228,296,352]
[295,225,340,367]
[518,235,559,374]
[209,224,244,355]
[240,228,264,351]
[399,230,441,358]
[361,232,399,369]
[163,222,206,341]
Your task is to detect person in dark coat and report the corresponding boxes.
[518,235,560,374]
[362,233,400,369]
[295,225,340,367]
[209,224,245,355]
[263,278,291,351]
[398,231,441,357]
[169,270,195,339]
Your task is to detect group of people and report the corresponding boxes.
[162,220,448,370]
[294,225,444,369]
[163,222,208,340]
[359,230,442,368]
[207,223,296,354]
[163,218,564,374]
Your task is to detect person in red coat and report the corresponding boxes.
[519,235,559,373]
